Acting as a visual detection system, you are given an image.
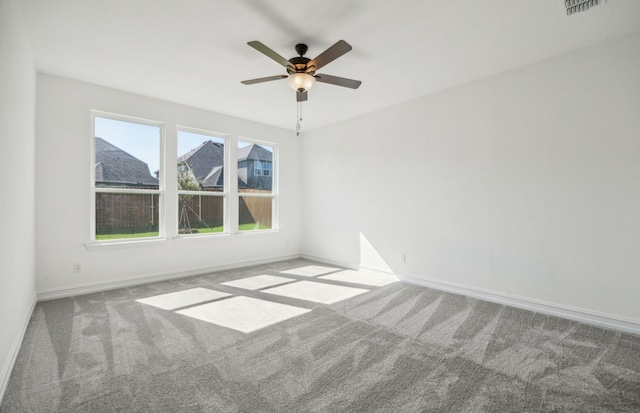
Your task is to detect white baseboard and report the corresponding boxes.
[303,253,640,336]
[301,253,359,270]
[358,264,398,277]
[0,293,36,405]
[37,253,301,301]
[399,273,640,336]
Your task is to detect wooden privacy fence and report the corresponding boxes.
[179,195,224,230]
[239,195,272,228]
[95,193,159,235]
[96,191,272,234]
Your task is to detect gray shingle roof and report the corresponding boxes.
[178,140,225,188]
[95,137,159,187]
[97,140,273,190]
[202,165,223,188]
[237,143,273,190]
[237,143,272,162]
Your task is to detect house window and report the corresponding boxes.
[177,129,227,235]
[91,112,277,243]
[237,140,276,231]
[262,161,271,177]
[254,160,263,176]
[92,113,163,240]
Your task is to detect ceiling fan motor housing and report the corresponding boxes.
[288,43,315,75]
[287,57,314,75]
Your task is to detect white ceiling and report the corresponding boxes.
[20,0,640,131]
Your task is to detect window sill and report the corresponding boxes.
[85,229,278,250]
[85,238,170,251]
[235,229,279,236]
[172,232,229,242]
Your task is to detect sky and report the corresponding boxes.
[95,116,162,173]
[95,116,272,175]
[95,117,224,174]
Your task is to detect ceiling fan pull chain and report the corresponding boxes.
[296,102,301,136]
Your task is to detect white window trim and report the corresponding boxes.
[89,110,166,245]
[237,137,278,233]
[86,238,170,251]
[86,114,279,249]
[176,126,230,238]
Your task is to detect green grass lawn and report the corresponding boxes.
[96,232,159,240]
[95,223,270,240]
[183,223,269,233]
[239,223,270,231]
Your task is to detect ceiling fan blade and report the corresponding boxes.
[241,75,287,85]
[314,74,361,89]
[297,90,308,102]
[247,41,293,69]
[308,40,352,72]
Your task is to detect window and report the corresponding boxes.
[177,129,226,235]
[92,113,163,241]
[90,111,277,243]
[253,160,263,176]
[262,161,271,177]
[237,140,276,231]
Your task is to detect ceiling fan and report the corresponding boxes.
[241,40,362,102]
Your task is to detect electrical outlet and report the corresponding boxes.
[400,253,406,263]
[73,263,82,273]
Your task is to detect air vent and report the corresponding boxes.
[565,0,602,15]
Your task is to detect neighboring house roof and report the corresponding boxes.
[94,138,272,190]
[202,165,223,187]
[237,143,273,190]
[178,140,225,188]
[95,137,158,187]
[238,143,273,162]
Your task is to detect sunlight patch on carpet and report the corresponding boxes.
[279,265,341,277]
[221,275,295,290]
[176,296,310,333]
[263,281,369,304]
[136,287,231,310]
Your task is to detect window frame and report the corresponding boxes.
[87,112,279,248]
[253,160,263,176]
[90,110,165,243]
[262,161,271,177]
[176,126,229,237]
[236,138,278,233]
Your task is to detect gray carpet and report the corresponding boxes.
[2,259,639,412]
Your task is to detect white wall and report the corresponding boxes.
[0,0,37,401]
[302,33,640,332]
[35,74,301,296]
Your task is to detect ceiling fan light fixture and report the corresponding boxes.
[288,73,316,92]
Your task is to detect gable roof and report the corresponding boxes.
[237,144,272,162]
[201,165,223,188]
[95,137,158,187]
[178,140,225,188]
